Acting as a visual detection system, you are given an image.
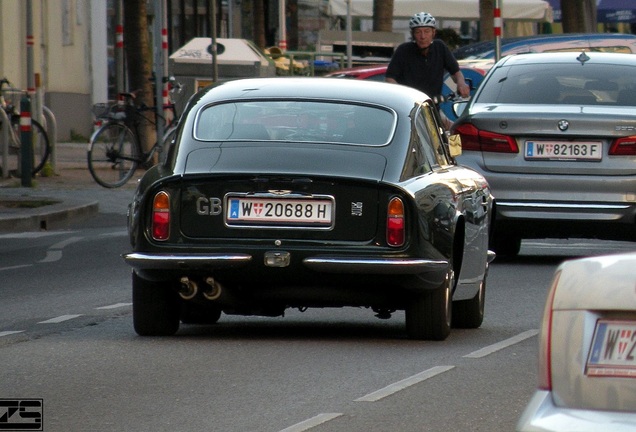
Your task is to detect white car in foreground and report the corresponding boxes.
[517,252,636,431]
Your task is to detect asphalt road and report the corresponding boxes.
[1,219,635,431]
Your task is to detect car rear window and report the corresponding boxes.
[476,63,636,106]
[195,100,395,145]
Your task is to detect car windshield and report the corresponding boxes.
[195,100,395,145]
[476,63,636,105]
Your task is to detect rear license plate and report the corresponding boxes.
[226,195,334,228]
[525,141,602,161]
[586,320,636,378]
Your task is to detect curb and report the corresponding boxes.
[0,197,99,232]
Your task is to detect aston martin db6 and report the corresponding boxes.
[124,77,495,340]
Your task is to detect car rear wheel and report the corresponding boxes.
[132,271,180,336]
[405,269,453,341]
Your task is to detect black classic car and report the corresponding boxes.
[124,77,495,340]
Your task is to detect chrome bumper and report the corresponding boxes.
[123,252,448,275]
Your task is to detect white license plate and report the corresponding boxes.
[226,196,333,227]
[586,320,636,378]
[525,141,602,161]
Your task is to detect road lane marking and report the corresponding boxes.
[0,264,32,272]
[96,303,132,310]
[355,365,455,402]
[38,314,83,324]
[279,413,343,432]
[99,230,128,238]
[39,250,63,263]
[0,331,25,337]
[0,232,75,239]
[463,329,539,358]
[39,236,83,263]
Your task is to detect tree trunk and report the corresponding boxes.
[123,0,156,156]
[479,0,495,42]
[253,0,266,49]
[561,0,596,32]
[373,0,394,32]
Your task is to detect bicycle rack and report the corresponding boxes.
[42,105,57,173]
[0,102,56,179]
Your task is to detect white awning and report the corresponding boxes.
[328,0,553,22]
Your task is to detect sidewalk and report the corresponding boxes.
[0,142,141,232]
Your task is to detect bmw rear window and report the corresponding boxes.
[476,63,636,106]
[194,100,395,145]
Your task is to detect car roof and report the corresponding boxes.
[453,33,636,60]
[494,50,636,67]
[193,76,428,108]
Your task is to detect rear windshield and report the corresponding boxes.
[194,100,395,145]
[476,63,636,106]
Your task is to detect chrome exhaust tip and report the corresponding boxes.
[179,276,198,300]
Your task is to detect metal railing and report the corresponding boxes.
[265,51,346,76]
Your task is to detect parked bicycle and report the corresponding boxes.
[0,78,51,176]
[87,76,182,188]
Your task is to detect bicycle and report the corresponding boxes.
[0,78,51,176]
[87,76,182,188]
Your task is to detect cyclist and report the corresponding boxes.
[386,12,470,128]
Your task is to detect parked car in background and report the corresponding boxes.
[451,51,636,256]
[325,63,490,121]
[517,252,636,431]
[124,77,495,340]
[453,33,636,60]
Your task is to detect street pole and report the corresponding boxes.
[279,0,287,50]
[494,0,502,62]
[116,0,125,94]
[22,0,34,186]
[210,0,218,82]
[153,0,166,142]
[346,0,352,68]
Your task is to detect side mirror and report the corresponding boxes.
[452,100,469,118]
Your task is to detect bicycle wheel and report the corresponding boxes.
[87,122,140,188]
[31,120,51,175]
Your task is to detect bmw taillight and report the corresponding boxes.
[387,197,405,247]
[152,191,170,241]
[609,135,636,155]
[538,270,560,391]
[454,123,519,153]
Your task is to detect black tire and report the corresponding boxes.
[30,120,51,175]
[180,302,222,325]
[132,271,180,336]
[87,122,139,188]
[405,269,453,341]
[452,266,487,329]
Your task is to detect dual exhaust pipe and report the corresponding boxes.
[179,276,222,301]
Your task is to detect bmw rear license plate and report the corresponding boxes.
[225,195,334,228]
[525,140,602,161]
[586,320,636,378]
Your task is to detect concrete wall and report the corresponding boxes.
[0,0,107,141]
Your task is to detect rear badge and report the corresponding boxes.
[558,120,569,132]
[351,202,363,216]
